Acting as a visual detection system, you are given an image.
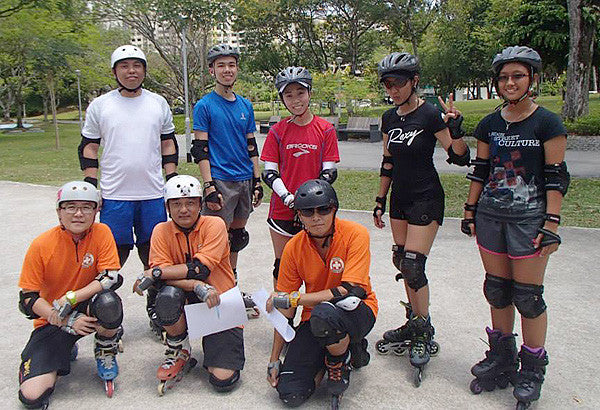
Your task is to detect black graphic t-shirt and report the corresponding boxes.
[381,102,447,201]
[474,106,567,215]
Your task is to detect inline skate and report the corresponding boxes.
[94,333,120,398]
[513,346,548,409]
[157,334,197,396]
[470,327,518,394]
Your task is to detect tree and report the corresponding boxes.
[562,0,599,120]
[0,0,42,18]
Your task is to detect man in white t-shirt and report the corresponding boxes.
[78,45,178,336]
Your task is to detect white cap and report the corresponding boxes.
[164,175,202,202]
[111,45,147,69]
[57,181,101,208]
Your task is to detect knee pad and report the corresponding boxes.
[392,244,404,271]
[229,228,249,252]
[277,368,314,408]
[273,258,281,279]
[279,392,312,408]
[19,387,54,409]
[155,286,185,326]
[137,241,150,269]
[209,370,240,392]
[89,289,123,329]
[309,303,346,346]
[116,245,131,267]
[484,274,513,309]
[513,282,546,319]
[400,251,428,291]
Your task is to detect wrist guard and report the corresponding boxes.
[373,196,386,217]
[446,115,465,139]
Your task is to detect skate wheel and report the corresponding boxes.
[469,379,483,394]
[413,367,422,388]
[105,380,114,398]
[516,401,530,410]
[375,339,391,355]
[157,381,166,396]
[331,394,341,410]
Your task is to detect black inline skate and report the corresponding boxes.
[513,346,549,409]
[325,351,352,410]
[376,301,414,356]
[470,327,518,394]
[409,315,439,387]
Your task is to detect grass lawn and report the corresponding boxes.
[1,122,598,228]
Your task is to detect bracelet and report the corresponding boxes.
[65,290,77,306]
[544,213,561,225]
[289,291,300,308]
[463,203,477,212]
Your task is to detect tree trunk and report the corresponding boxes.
[43,94,48,121]
[48,73,59,149]
[562,0,596,120]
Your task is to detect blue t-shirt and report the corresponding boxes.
[193,91,257,181]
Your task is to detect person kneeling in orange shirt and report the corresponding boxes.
[18,181,124,408]
[266,179,378,407]
[134,175,243,395]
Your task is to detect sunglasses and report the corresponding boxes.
[496,73,529,83]
[383,78,410,89]
[298,206,334,217]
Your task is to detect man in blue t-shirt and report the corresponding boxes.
[192,44,262,317]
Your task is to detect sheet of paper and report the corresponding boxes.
[252,288,296,342]
[184,286,248,339]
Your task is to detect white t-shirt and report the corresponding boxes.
[82,89,175,200]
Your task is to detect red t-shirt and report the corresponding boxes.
[260,115,340,220]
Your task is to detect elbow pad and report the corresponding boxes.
[191,139,209,163]
[544,162,570,196]
[319,168,338,184]
[95,270,123,291]
[446,145,471,166]
[19,290,41,320]
[78,136,99,170]
[467,157,490,184]
[161,132,179,166]
[186,258,210,281]
[380,155,393,178]
[261,169,281,190]
[247,137,259,158]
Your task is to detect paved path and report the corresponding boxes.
[1,180,599,409]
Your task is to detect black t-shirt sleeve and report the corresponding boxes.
[474,113,493,144]
[381,108,395,135]
[536,108,567,143]
[424,103,447,134]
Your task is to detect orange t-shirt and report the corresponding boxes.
[149,216,235,293]
[277,218,378,322]
[19,223,120,328]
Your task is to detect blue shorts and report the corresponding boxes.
[100,198,167,248]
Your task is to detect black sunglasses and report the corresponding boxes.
[298,206,334,217]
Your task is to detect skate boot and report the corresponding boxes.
[70,342,78,361]
[242,292,260,319]
[94,333,120,398]
[409,315,438,387]
[325,351,352,410]
[470,327,518,394]
[350,338,370,369]
[376,301,413,356]
[513,346,549,409]
[157,333,198,396]
[147,287,166,342]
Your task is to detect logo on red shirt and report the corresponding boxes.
[82,252,94,268]
[329,257,344,274]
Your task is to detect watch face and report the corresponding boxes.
[203,181,213,189]
[152,268,162,279]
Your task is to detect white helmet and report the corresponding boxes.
[57,181,101,208]
[164,175,202,202]
[111,45,147,69]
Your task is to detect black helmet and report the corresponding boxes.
[275,66,312,94]
[378,52,420,81]
[492,46,542,74]
[294,179,339,210]
[207,44,240,65]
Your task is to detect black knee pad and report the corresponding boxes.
[116,245,131,267]
[400,251,428,291]
[155,286,185,326]
[513,282,546,319]
[484,274,513,309]
[137,241,151,269]
[209,370,240,392]
[392,244,405,271]
[272,258,281,279]
[279,392,312,408]
[309,303,346,346]
[89,289,123,329]
[277,369,314,408]
[229,228,249,252]
[19,387,54,409]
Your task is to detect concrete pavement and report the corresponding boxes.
[1,180,599,409]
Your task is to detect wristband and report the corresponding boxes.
[289,291,300,308]
[463,203,477,212]
[544,213,561,225]
[65,290,77,306]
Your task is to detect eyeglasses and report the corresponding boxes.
[383,78,410,89]
[497,73,529,83]
[168,199,201,210]
[298,206,334,217]
[60,204,96,215]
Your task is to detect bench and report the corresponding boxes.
[322,116,340,130]
[259,115,281,134]
[337,117,382,142]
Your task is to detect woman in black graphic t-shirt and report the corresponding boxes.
[372,52,470,384]
[463,46,568,408]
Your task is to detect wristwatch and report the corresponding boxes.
[289,291,300,308]
[203,181,216,190]
[151,267,163,281]
[65,290,77,306]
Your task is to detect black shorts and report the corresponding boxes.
[19,324,81,384]
[267,218,303,237]
[277,302,375,399]
[202,327,245,371]
[389,195,445,225]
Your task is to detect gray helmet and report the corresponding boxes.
[207,44,240,65]
[294,179,338,210]
[275,66,312,94]
[492,46,542,74]
[378,52,420,80]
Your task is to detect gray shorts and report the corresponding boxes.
[202,179,253,226]
[202,327,245,371]
[475,211,543,259]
